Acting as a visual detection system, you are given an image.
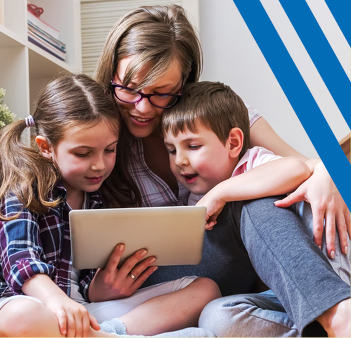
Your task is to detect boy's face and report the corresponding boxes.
[164,124,236,195]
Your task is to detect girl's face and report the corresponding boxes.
[47,119,118,200]
[113,56,183,139]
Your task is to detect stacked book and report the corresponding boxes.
[27,9,66,61]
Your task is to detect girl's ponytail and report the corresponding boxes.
[0,118,59,220]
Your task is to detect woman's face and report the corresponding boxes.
[113,56,183,139]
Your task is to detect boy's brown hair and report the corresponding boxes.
[162,81,250,158]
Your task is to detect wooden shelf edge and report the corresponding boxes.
[339,133,350,162]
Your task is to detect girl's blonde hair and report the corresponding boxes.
[0,74,138,220]
[94,4,202,88]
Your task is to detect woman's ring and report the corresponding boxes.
[130,273,138,281]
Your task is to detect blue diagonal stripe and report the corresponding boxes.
[325,0,351,47]
[280,0,351,129]
[233,0,351,209]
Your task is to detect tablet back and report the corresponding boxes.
[70,206,206,269]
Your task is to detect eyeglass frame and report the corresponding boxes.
[110,80,183,109]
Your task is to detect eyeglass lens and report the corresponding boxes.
[114,86,178,108]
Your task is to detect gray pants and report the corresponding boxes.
[198,199,350,337]
[143,197,350,336]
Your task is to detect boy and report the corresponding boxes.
[161,81,350,281]
[161,81,350,337]
[162,81,311,225]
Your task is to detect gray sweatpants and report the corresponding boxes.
[198,198,350,337]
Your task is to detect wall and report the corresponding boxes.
[198,0,350,158]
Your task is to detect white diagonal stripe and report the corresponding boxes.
[306,0,350,80]
[260,0,350,142]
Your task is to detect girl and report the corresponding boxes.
[0,74,220,337]
[92,4,350,336]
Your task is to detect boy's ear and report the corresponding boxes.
[35,136,53,159]
[227,127,244,158]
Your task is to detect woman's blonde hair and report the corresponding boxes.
[94,4,202,88]
[0,74,138,220]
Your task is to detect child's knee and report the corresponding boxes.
[0,298,61,337]
[192,277,221,301]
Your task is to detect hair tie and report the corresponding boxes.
[25,115,35,128]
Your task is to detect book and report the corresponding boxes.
[28,31,66,61]
[28,22,66,51]
[27,5,66,62]
[27,9,59,40]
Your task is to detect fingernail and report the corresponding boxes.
[140,249,147,257]
[330,251,335,259]
[344,246,348,254]
[149,257,156,264]
[118,243,124,251]
[153,266,158,272]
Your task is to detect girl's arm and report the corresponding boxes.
[250,117,350,257]
[22,274,100,337]
[197,157,311,230]
[0,197,99,336]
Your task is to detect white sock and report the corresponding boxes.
[100,318,127,335]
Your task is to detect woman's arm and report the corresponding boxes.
[197,157,311,229]
[22,274,100,337]
[250,117,350,257]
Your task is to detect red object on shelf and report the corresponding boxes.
[27,3,44,18]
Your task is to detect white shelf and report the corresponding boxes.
[0,0,82,120]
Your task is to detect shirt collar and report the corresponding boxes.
[51,180,103,209]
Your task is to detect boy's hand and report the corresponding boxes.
[196,190,226,230]
[45,295,100,336]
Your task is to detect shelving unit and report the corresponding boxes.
[0,0,82,123]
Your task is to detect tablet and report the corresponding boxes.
[69,206,206,269]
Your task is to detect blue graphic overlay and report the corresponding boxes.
[280,0,350,129]
[233,0,351,209]
[325,0,351,46]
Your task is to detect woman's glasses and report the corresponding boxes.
[111,82,182,109]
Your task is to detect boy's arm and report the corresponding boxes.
[197,157,311,229]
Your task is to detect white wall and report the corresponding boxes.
[198,0,350,159]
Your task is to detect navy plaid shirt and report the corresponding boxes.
[0,182,102,300]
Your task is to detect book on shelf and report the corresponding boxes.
[28,31,66,61]
[27,10,59,40]
[27,6,66,61]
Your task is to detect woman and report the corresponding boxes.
[93,4,350,336]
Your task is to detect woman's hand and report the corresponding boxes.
[88,244,158,302]
[275,161,350,258]
[45,295,100,337]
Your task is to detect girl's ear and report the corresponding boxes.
[227,127,244,159]
[35,136,53,159]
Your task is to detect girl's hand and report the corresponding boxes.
[196,188,226,230]
[275,161,350,258]
[45,295,100,337]
[88,244,158,302]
